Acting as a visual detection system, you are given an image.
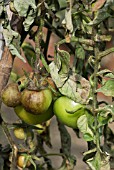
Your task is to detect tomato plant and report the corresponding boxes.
[0,0,114,170]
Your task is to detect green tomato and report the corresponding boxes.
[13,127,31,140]
[14,104,54,125]
[53,96,87,129]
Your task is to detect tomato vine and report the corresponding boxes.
[0,0,114,170]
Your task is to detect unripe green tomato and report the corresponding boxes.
[14,127,26,140]
[14,104,54,125]
[21,89,53,115]
[53,96,87,129]
[13,127,31,140]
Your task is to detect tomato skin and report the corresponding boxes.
[14,127,26,140]
[13,127,31,140]
[53,96,87,129]
[14,104,54,125]
[1,83,21,107]
[21,89,53,115]
[17,155,31,168]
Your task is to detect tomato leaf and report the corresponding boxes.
[97,69,114,79]
[13,0,37,31]
[58,0,67,9]
[77,114,94,142]
[3,24,26,63]
[97,79,114,97]
[97,104,114,124]
[21,42,36,67]
[49,61,90,103]
[86,151,110,170]
[62,8,73,33]
[57,49,70,75]
[0,3,4,16]
[75,43,85,60]
[88,7,111,25]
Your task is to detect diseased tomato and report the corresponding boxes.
[53,96,87,129]
[21,89,53,114]
[1,83,21,107]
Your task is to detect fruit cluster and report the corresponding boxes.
[1,73,55,125]
[1,72,88,129]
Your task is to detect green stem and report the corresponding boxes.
[98,47,114,61]
[2,122,18,170]
[91,25,101,150]
[37,135,53,169]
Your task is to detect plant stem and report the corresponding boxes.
[57,120,76,168]
[44,19,75,54]
[35,18,44,72]
[92,26,101,150]
[37,135,53,169]
[2,122,18,170]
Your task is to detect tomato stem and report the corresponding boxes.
[91,15,101,150]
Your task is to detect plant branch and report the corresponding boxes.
[2,122,18,170]
[98,47,114,61]
[57,120,76,169]
[91,25,101,150]
[37,135,53,169]
[34,18,44,72]
[44,19,75,54]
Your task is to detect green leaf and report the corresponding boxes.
[0,3,4,16]
[58,0,67,9]
[105,0,114,11]
[97,69,114,79]
[98,104,114,123]
[14,0,36,17]
[53,10,65,29]
[77,114,94,141]
[97,79,114,97]
[88,7,111,25]
[75,43,85,60]
[49,61,90,103]
[3,24,26,62]
[86,151,110,170]
[57,49,70,75]
[13,0,36,31]
[62,8,73,33]
[21,42,36,67]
